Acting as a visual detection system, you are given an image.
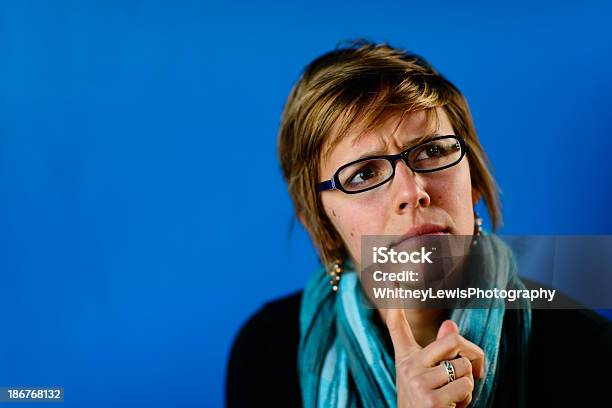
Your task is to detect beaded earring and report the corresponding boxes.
[328,258,343,292]
[474,213,483,236]
[472,210,483,246]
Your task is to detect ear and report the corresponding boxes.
[297,212,316,241]
[297,212,307,228]
[471,187,482,205]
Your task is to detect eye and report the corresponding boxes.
[339,159,391,191]
[416,144,443,160]
[347,166,377,185]
[413,140,457,162]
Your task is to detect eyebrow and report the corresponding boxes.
[349,131,443,162]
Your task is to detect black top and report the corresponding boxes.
[226,290,611,407]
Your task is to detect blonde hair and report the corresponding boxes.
[277,40,501,266]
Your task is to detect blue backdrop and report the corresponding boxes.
[1,1,611,407]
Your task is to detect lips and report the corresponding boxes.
[390,224,449,248]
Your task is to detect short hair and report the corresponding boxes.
[277,40,501,266]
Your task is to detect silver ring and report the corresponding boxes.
[442,360,456,383]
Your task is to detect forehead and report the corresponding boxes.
[320,107,451,171]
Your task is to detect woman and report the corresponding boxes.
[226,41,610,407]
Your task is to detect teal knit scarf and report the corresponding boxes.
[298,235,531,407]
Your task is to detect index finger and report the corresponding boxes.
[384,308,422,362]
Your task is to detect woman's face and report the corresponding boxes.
[319,107,476,267]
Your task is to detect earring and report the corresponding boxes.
[328,258,343,292]
[474,213,483,236]
[472,210,483,246]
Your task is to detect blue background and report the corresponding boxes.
[1,0,611,406]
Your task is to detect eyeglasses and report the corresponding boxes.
[316,135,468,194]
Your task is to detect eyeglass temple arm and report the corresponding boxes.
[316,179,335,192]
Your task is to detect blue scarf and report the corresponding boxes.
[298,235,531,407]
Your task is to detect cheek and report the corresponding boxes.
[431,164,474,233]
[323,197,382,261]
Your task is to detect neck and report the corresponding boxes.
[378,308,449,347]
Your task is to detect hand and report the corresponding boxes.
[385,309,485,408]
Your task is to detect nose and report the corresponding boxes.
[390,159,431,213]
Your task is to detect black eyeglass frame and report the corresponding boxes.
[316,135,468,194]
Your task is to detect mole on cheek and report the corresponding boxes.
[350,231,354,237]
[332,209,337,217]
